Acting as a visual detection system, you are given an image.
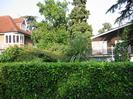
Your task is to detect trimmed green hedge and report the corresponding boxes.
[0,62,133,99]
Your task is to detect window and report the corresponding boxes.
[9,35,11,43]
[5,33,24,43]
[6,35,8,43]
[20,35,23,43]
[13,35,15,43]
[22,36,24,43]
[5,34,24,44]
[16,35,19,43]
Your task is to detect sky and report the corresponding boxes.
[0,0,120,35]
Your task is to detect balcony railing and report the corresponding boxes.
[92,47,113,55]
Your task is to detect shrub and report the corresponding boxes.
[0,46,58,62]
[0,62,132,99]
[66,34,91,62]
[114,42,129,62]
[0,46,24,62]
[16,48,58,62]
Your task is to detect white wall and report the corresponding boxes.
[92,41,107,55]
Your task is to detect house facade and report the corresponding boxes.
[91,22,133,61]
[0,16,33,53]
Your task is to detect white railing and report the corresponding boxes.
[92,49,108,55]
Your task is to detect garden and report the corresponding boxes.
[0,46,132,99]
[0,0,133,98]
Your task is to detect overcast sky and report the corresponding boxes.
[0,0,119,35]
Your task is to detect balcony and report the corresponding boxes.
[92,47,114,55]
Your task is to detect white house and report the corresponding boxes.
[0,16,33,53]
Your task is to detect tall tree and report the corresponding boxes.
[107,0,133,22]
[37,0,68,28]
[32,0,69,54]
[67,0,92,61]
[98,22,112,33]
[107,0,133,61]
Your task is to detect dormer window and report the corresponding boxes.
[20,20,27,30]
[14,18,28,31]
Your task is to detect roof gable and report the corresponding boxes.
[92,22,133,40]
[0,16,20,33]
[0,16,31,36]
[13,18,25,23]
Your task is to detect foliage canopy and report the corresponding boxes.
[107,0,133,22]
[67,0,92,61]
[98,22,112,33]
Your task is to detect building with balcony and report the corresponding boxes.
[91,22,133,61]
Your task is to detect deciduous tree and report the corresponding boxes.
[37,0,68,28]
[98,22,112,33]
[32,0,69,55]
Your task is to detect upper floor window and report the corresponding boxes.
[20,35,24,43]
[21,24,26,30]
[16,35,19,43]
[5,34,24,44]
[9,35,11,43]
[6,35,8,43]
[13,35,15,43]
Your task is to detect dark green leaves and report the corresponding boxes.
[98,22,112,33]
[0,62,132,98]
[107,0,133,23]
[67,0,92,61]
[37,0,68,27]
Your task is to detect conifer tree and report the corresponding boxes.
[67,0,92,61]
[107,0,133,22]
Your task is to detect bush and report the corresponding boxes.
[0,62,132,99]
[16,48,58,62]
[114,42,129,62]
[0,46,24,62]
[0,46,58,62]
[66,34,91,62]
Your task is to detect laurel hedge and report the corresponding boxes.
[0,62,132,99]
